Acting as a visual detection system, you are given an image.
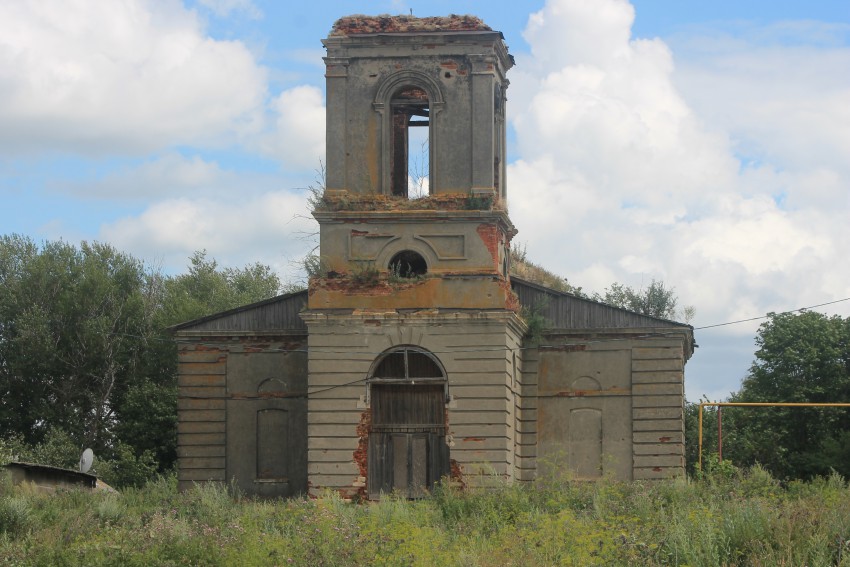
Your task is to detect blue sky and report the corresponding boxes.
[1,0,849,402]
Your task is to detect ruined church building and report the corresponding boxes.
[173,15,695,499]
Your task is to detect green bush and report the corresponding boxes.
[0,496,31,537]
[2,472,850,565]
[95,442,159,489]
[0,428,78,469]
[1,430,162,490]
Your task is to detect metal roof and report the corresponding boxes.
[170,290,308,334]
[511,276,692,330]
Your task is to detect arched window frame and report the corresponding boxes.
[373,71,445,196]
[366,345,448,403]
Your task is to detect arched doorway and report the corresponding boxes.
[367,346,450,498]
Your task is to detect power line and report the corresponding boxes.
[84,295,850,353]
[694,297,850,331]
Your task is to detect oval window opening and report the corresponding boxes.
[389,250,427,278]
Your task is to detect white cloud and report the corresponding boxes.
[257,85,325,170]
[0,0,267,154]
[672,33,850,178]
[101,190,316,282]
[523,0,634,70]
[506,0,850,399]
[59,153,230,200]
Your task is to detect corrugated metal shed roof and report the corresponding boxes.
[511,276,692,331]
[170,290,308,334]
[4,461,97,490]
[169,279,692,337]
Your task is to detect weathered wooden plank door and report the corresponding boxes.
[368,384,449,498]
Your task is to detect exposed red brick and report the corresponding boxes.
[330,15,492,37]
[318,192,497,212]
[499,278,521,312]
[450,459,465,489]
[476,223,500,268]
[352,409,372,500]
[397,86,428,102]
[310,274,426,296]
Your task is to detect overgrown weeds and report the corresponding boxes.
[2,468,850,565]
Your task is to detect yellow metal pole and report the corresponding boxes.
[718,406,723,461]
[698,403,704,472]
[693,402,850,476]
[706,402,850,408]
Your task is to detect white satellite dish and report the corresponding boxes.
[79,448,94,473]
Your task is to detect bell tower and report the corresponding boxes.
[311,15,516,310]
[303,15,524,497]
[323,15,512,200]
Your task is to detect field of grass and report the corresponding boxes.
[3,465,850,566]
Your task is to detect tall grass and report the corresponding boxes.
[2,467,850,566]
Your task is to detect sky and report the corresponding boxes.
[1,0,849,402]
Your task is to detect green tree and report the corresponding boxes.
[594,279,693,321]
[158,250,283,325]
[0,237,287,481]
[723,311,850,479]
[0,235,159,453]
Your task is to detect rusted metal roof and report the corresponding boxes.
[330,14,492,37]
[511,276,693,331]
[169,277,692,346]
[170,290,308,334]
[4,461,98,491]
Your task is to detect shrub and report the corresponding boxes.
[95,442,159,489]
[2,470,850,565]
[0,496,31,537]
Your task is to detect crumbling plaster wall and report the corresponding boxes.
[520,332,687,482]
[176,335,308,496]
[309,209,517,313]
[315,211,509,276]
[323,30,511,196]
[302,310,525,497]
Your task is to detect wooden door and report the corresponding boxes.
[368,384,449,498]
